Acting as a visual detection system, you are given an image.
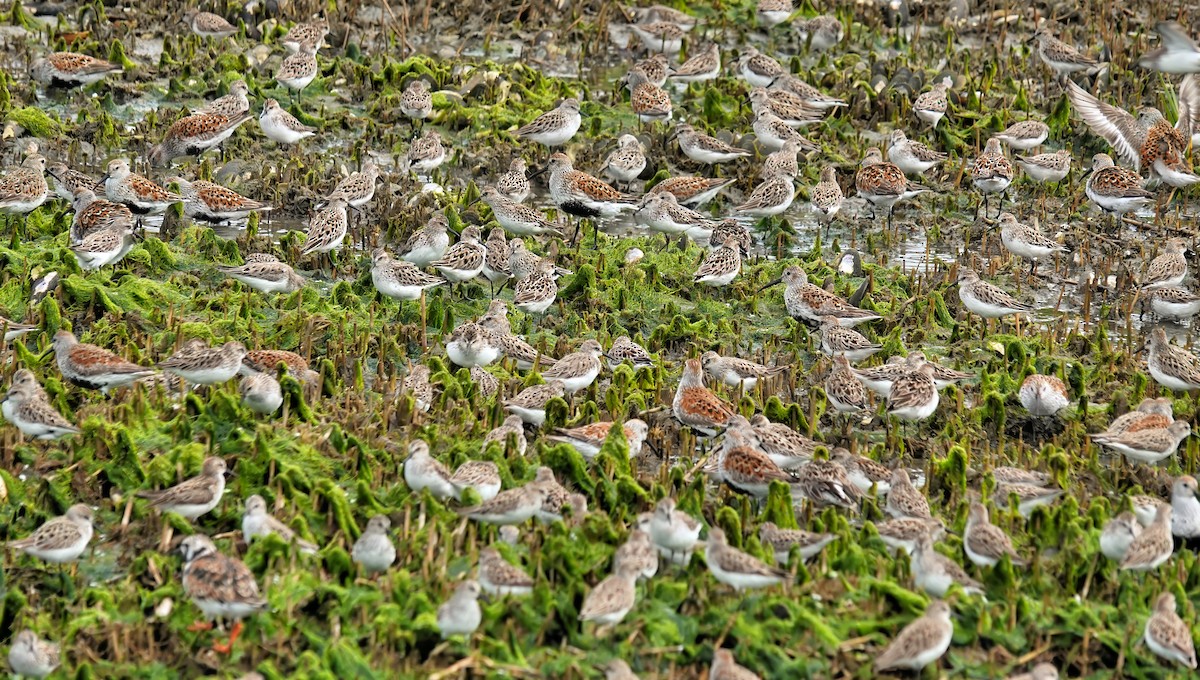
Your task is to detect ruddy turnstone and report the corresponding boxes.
[137,457,228,519]
[178,534,267,653]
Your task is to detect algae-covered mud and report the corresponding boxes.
[3,0,1200,678]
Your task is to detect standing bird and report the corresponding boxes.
[178,534,268,653]
[874,600,954,673]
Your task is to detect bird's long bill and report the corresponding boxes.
[758,277,783,292]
